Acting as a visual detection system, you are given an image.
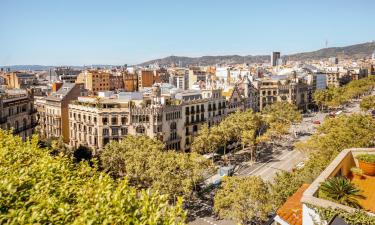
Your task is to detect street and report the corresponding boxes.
[189,98,365,225]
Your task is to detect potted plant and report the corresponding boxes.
[350,167,364,179]
[356,154,375,176]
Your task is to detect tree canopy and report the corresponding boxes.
[271,114,375,208]
[360,95,375,111]
[100,135,215,199]
[0,130,186,224]
[192,102,301,161]
[314,76,375,110]
[214,176,272,224]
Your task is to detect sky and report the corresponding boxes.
[0,0,374,66]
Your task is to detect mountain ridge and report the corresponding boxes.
[139,41,375,66]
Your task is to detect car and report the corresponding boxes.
[296,161,305,169]
[313,120,321,125]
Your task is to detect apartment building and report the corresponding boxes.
[326,72,351,87]
[169,68,189,90]
[137,70,161,89]
[255,74,309,111]
[188,67,210,89]
[0,89,37,140]
[123,73,138,92]
[76,70,124,93]
[2,72,38,89]
[68,87,227,153]
[38,83,86,143]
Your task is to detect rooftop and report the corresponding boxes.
[351,174,375,212]
[302,148,375,215]
[276,184,309,225]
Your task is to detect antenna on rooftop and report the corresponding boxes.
[325,39,328,48]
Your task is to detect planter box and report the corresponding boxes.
[358,160,375,176]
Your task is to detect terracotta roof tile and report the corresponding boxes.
[276,184,310,225]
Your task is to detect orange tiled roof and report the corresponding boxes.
[277,184,310,225]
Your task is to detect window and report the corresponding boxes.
[111,117,117,125]
[121,127,128,135]
[112,128,118,135]
[170,122,177,130]
[136,125,145,134]
[121,117,127,124]
[103,128,109,136]
[102,117,108,125]
[193,125,198,133]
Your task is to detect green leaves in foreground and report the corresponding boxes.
[0,130,186,225]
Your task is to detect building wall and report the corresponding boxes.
[257,79,309,111]
[138,70,157,88]
[68,90,227,153]
[124,73,138,92]
[40,84,86,143]
[0,91,37,140]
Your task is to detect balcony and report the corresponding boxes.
[185,118,206,126]
[29,108,37,115]
[13,122,38,134]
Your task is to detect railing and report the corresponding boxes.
[185,118,206,126]
[13,122,38,134]
[29,109,38,115]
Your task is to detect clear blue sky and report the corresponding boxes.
[0,0,374,65]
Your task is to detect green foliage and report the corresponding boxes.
[214,176,272,224]
[0,130,186,224]
[271,114,375,208]
[350,167,363,175]
[191,124,221,154]
[311,205,375,225]
[100,135,215,199]
[192,103,301,159]
[360,95,375,111]
[73,145,93,162]
[318,177,365,209]
[314,76,375,109]
[356,154,375,163]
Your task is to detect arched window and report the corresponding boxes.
[136,125,145,134]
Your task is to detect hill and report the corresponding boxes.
[140,41,375,67]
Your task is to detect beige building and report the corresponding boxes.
[255,74,309,111]
[76,70,124,93]
[0,89,37,140]
[38,83,86,143]
[68,88,227,153]
[2,72,38,89]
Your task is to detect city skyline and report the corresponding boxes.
[1,0,375,65]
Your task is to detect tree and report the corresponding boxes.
[100,135,215,199]
[191,124,220,155]
[271,114,375,208]
[360,95,375,111]
[319,177,365,209]
[0,130,186,224]
[261,102,302,139]
[313,76,375,110]
[214,176,272,224]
